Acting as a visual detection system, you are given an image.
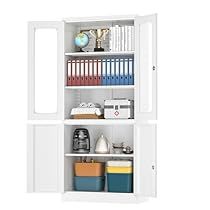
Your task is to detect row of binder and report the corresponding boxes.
[67,58,134,86]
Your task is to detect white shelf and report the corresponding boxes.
[65,153,134,157]
[65,51,134,57]
[64,119,135,125]
[65,85,134,90]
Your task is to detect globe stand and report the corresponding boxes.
[94,47,104,52]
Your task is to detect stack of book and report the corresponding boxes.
[109,25,135,52]
[67,58,134,86]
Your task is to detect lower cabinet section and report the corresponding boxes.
[27,124,61,192]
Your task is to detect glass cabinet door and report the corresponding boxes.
[28,21,64,120]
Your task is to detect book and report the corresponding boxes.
[121,26,125,51]
[128,26,132,51]
[124,25,128,51]
[131,26,135,51]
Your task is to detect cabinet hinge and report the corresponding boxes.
[153,66,156,71]
[152,165,155,170]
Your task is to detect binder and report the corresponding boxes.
[80,59,85,86]
[71,59,76,86]
[88,59,93,86]
[119,58,124,85]
[128,58,134,85]
[115,58,120,85]
[111,58,115,85]
[102,59,107,85]
[106,59,111,85]
[93,59,98,86]
[84,59,89,86]
[124,58,129,85]
[67,60,72,86]
[75,59,80,86]
[97,59,102,85]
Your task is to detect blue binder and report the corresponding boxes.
[119,58,124,85]
[102,59,107,85]
[115,58,120,85]
[128,58,134,85]
[106,59,111,85]
[124,58,129,85]
[111,58,115,85]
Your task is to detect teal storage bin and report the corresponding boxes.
[74,176,105,191]
[107,173,133,193]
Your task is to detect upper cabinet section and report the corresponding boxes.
[134,15,157,121]
[28,21,64,120]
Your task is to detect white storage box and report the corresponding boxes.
[104,99,134,119]
[106,160,133,167]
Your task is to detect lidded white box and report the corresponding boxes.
[104,99,134,119]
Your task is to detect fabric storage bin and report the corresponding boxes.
[74,176,105,191]
[107,173,133,193]
[74,162,105,176]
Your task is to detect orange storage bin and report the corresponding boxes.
[74,162,105,176]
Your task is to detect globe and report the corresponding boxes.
[74,32,89,48]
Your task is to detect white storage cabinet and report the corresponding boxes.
[27,14,157,203]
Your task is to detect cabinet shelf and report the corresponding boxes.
[65,51,134,57]
[65,153,134,157]
[64,119,135,125]
[65,85,134,90]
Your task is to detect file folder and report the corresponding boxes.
[93,59,98,86]
[115,58,120,85]
[128,58,134,85]
[106,59,111,85]
[119,58,124,85]
[111,58,115,85]
[67,60,72,86]
[102,59,107,85]
[75,59,80,86]
[80,59,85,86]
[124,58,129,85]
[88,59,93,86]
[71,59,76,86]
[84,59,89,86]
[97,59,102,85]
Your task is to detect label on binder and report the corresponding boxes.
[80,59,85,86]
[97,59,102,85]
[84,59,89,86]
[75,59,80,86]
[124,58,129,85]
[71,60,76,86]
[119,58,124,85]
[128,58,134,85]
[106,59,111,85]
[88,59,93,85]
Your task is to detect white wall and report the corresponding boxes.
[0,0,210,209]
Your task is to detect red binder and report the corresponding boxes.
[71,60,76,86]
[93,59,98,86]
[88,59,93,86]
[97,59,102,85]
[80,59,85,86]
[67,60,72,86]
[84,59,89,86]
[75,59,80,86]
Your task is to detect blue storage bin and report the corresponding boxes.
[74,176,105,191]
[107,173,133,193]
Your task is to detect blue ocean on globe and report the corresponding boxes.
[74,32,89,48]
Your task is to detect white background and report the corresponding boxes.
[0,0,210,209]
